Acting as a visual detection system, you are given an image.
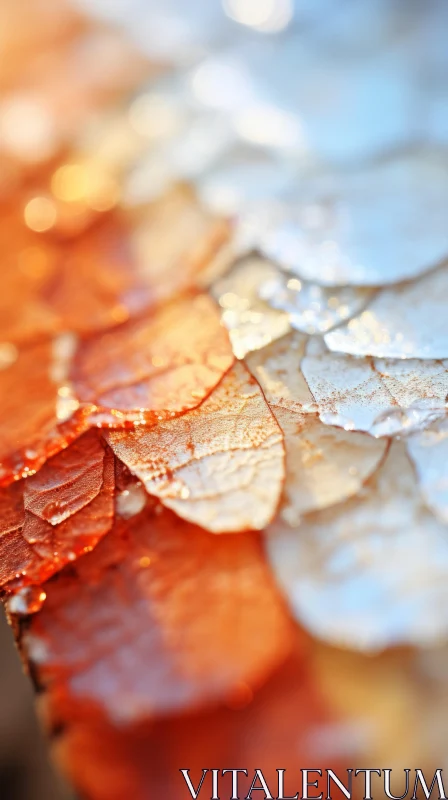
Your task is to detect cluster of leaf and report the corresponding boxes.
[2,1,448,798]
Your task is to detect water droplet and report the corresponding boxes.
[116,484,147,519]
[7,587,47,616]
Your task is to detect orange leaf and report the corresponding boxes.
[1,431,114,591]
[22,502,292,723]
[0,340,89,485]
[71,293,234,424]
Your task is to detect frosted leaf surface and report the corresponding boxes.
[257,155,448,287]
[210,257,290,358]
[325,267,448,359]
[407,418,448,525]
[266,442,448,651]
[270,407,387,524]
[302,339,448,435]
[259,272,374,334]
[245,332,315,413]
[246,334,387,522]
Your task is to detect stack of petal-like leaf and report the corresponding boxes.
[1,1,448,797]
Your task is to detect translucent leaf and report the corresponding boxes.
[22,503,292,722]
[1,184,230,346]
[269,408,388,525]
[23,432,107,525]
[245,332,316,413]
[210,257,290,358]
[255,154,448,287]
[407,418,448,524]
[246,334,387,522]
[302,338,448,436]
[122,185,231,306]
[0,340,88,486]
[71,293,234,424]
[42,638,346,800]
[259,272,374,334]
[325,267,448,359]
[107,362,285,533]
[266,442,448,651]
[0,431,115,592]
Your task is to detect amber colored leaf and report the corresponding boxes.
[0,431,114,592]
[0,482,30,589]
[71,293,234,424]
[21,503,293,725]
[0,340,89,486]
[122,184,232,306]
[0,186,229,345]
[107,362,285,533]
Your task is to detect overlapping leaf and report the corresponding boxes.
[0,431,114,593]
[107,362,285,533]
[3,2,448,798]
[266,442,448,651]
[326,266,448,359]
[302,338,448,436]
[0,340,88,485]
[71,292,234,425]
[0,187,230,346]
[246,334,388,522]
[21,501,292,723]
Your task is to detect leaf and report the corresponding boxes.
[325,266,448,359]
[0,431,114,592]
[0,340,89,486]
[23,433,107,525]
[259,271,374,335]
[301,337,448,436]
[210,256,290,358]
[31,628,448,800]
[122,184,231,304]
[0,186,230,345]
[246,331,316,413]
[21,502,293,723]
[255,153,448,286]
[71,293,234,424]
[266,441,448,651]
[246,334,388,522]
[40,638,343,800]
[106,362,285,533]
[407,418,448,524]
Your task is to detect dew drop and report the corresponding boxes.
[116,483,147,519]
[7,587,47,616]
